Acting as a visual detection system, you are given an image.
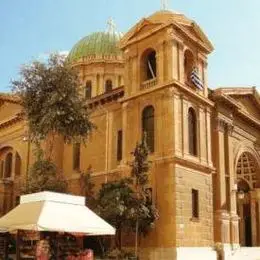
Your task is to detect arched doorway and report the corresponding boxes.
[236,152,260,246]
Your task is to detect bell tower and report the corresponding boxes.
[119,10,213,98]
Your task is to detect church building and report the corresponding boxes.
[0,7,260,260]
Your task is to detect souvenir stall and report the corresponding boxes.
[0,191,115,259]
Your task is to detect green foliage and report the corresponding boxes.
[79,166,96,209]
[12,53,94,143]
[96,136,158,251]
[97,178,136,250]
[129,134,159,235]
[22,150,68,194]
[130,134,150,187]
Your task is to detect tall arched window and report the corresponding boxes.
[184,50,194,85]
[5,153,13,178]
[141,49,157,81]
[105,80,113,92]
[85,81,92,99]
[15,152,21,176]
[142,106,155,153]
[188,107,197,156]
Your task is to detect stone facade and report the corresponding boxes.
[0,9,260,260]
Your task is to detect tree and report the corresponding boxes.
[79,166,96,209]
[130,135,159,256]
[97,178,136,251]
[12,53,94,144]
[12,53,94,194]
[22,148,67,194]
[96,136,158,255]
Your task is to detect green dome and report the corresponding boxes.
[68,32,122,62]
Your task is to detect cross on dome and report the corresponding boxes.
[107,17,116,34]
[161,0,169,10]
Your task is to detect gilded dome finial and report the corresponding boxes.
[107,17,116,34]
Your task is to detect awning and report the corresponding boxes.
[0,192,115,235]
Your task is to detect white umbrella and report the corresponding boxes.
[0,191,115,235]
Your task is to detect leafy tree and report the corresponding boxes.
[97,178,136,250]
[79,166,96,209]
[96,136,158,255]
[22,148,67,194]
[130,135,159,255]
[12,53,94,144]
[12,53,94,194]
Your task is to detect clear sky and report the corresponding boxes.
[0,0,259,92]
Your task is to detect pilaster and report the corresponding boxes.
[215,210,231,243]
[177,41,185,84]
[214,118,227,210]
[122,102,129,164]
[181,96,189,156]
[225,123,240,245]
[156,42,164,85]
[99,74,104,95]
[206,108,212,166]
[173,92,182,157]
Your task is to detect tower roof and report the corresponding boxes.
[67,31,123,63]
[119,10,214,53]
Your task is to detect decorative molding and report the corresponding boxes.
[215,118,234,135]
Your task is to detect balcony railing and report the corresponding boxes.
[140,78,157,91]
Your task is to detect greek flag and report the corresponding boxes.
[190,67,203,90]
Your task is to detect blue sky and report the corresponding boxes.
[0,0,260,92]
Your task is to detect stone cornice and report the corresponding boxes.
[121,79,214,108]
[87,87,124,109]
[212,93,260,130]
[0,112,24,130]
[70,55,124,67]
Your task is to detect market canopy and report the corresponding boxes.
[0,192,115,235]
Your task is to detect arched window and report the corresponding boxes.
[142,106,155,153]
[105,80,113,93]
[85,81,92,99]
[5,153,13,178]
[184,50,195,85]
[15,153,21,176]
[141,49,157,81]
[188,108,197,156]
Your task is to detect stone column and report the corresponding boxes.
[199,106,207,163]
[131,55,138,94]
[173,91,182,157]
[226,123,240,245]
[250,191,257,246]
[206,108,212,166]
[107,111,113,171]
[177,41,185,84]
[238,202,244,245]
[11,151,16,179]
[213,118,230,243]
[99,73,104,95]
[122,102,128,165]
[156,42,164,85]
[181,96,189,156]
[256,189,260,245]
